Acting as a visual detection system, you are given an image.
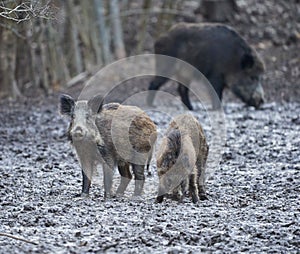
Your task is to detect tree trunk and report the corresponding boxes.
[136,0,152,54]
[38,19,50,93]
[110,0,126,59]
[79,2,93,71]
[0,22,21,98]
[66,0,83,74]
[86,3,103,67]
[47,20,70,89]
[94,0,112,64]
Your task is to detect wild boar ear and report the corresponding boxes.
[60,94,75,116]
[241,53,255,70]
[88,94,103,114]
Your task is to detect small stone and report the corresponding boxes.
[151,226,163,233]
[23,204,35,211]
[75,231,81,237]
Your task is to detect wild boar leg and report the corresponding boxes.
[78,157,95,197]
[145,146,154,176]
[116,162,132,195]
[198,175,207,200]
[197,165,207,200]
[132,164,145,196]
[196,148,208,200]
[177,84,193,110]
[207,75,224,109]
[103,163,114,199]
[181,178,188,197]
[147,76,169,106]
[156,184,165,203]
[189,173,199,203]
[81,169,91,197]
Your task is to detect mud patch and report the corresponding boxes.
[0,97,299,253]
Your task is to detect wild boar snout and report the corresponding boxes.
[71,125,86,140]
[231,79,265,109]
[249,83,265,108]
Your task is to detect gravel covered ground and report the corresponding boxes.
[0,1,299,252]
[0,98,299,253]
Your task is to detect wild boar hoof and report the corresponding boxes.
[187,104,193,111]
[104,192,113,199]
[73,193,89,201]
[114,192,124,198]
[155,196,164,203]
[192,195,199,204]
[80,192,89,198]
[199,194,208,201]
[133,190,143,196]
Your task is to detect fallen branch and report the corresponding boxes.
[66,71,89,87]
[0,232,39,245]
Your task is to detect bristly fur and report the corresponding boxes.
[101,103,120,111]
[156,114,209,203]
[97,144,107,157]
[151,22,265,109]
[166,129,182,159]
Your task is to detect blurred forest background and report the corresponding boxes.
[0,0,299,102]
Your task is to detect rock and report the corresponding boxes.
[75,231,81,237]
[151,226,163,233]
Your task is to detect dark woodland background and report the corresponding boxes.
[0,0,299,102]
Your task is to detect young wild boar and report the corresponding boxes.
[147,22,265,110]
[156,114,209,203]
[60,94,157,198]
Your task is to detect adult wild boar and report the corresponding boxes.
[60,94,157,198]
[147,22,265,110]
[156,114,209,203]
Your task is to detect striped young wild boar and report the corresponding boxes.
[60,94,157,198]
[147,22,265,110]
[156,114,209,203]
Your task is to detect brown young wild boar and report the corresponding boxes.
[147,22,265,110]
[60,94,157,198]
[156,114,209,203]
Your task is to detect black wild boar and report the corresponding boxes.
[147,22,265,110]
[156,114,209,203]
[60,94,157,198]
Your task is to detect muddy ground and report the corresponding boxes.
[0,98,299,253]
[1,0,300,253]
